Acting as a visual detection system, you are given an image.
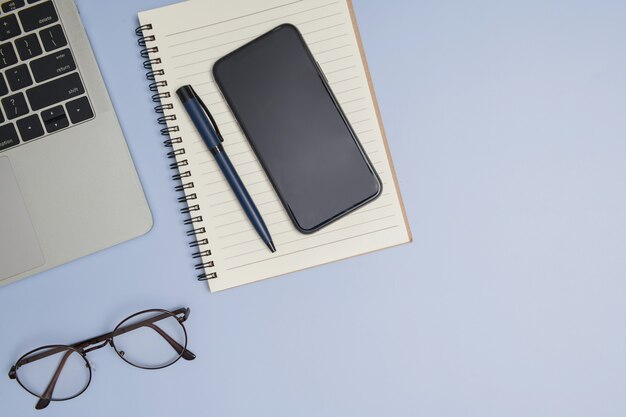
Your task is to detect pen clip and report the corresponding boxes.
[188,85,224,143]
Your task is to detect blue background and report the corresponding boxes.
[2,0,626,416]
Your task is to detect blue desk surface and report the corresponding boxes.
[2,1,626,416]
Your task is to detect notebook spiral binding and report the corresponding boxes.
[136,24,217,281]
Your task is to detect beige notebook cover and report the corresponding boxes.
[138,0,411,291]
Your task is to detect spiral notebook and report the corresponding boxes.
[137,0,412,291]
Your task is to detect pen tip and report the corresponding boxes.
[268,241,276,253]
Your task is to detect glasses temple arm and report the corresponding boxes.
[109,308,189,340]
[145,323,196,360]
[34,349,73,410]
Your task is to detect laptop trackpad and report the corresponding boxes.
[0,157,45,281]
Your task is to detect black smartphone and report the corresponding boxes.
[213,24,381,233]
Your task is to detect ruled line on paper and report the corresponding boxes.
[335,86,361,95]
[346,107,368,115]
[219,219,291,240]
[313,44,351,55]
[224,214,397,259]
[168,8,343,49]
[172,34,257,59]
[324,65,356,75]
[198,91,221,98]
[329,75,359,85]
[307,33,347,45]
[319,54,353,65]
[200,158,257,171]
[177,70,209,80]
[218,199,393,251]
[205,179,267,193]
[225,225,400,270]
[296,11,344,28]
[216,200,394,239]
[204,158,259,170]
[194,79,216,87]
[210,189,275,208]
[165,0,309,37]
[216,208,285,231]
[216,200,392,239]
[303,22,345,35]
[203,168,263,184]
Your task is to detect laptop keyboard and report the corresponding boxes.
[0,0,94,153]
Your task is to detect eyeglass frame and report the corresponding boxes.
[8,307,196,410]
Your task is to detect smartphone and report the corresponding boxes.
[213,24,381,233]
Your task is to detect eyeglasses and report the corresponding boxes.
[9,307,196,410]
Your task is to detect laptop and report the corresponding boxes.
[0,0,152,286]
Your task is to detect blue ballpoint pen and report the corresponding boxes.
[176,85,276,253]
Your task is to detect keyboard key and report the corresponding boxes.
[2,92,28,119]
[0,107,4,124]
[41,104,64,123]
[0,74,8,97]
[15,33,42,60]
[42,107,68,133]
[26,72,84,111]
[30,48,75,83]
[16,113,43,141]
[2,0,25,13]
[0,14,21,41]
[18,1,58,32]
[44,115,67,133]
[6,64,33,90]
[0,43,18,69]
[27,0,43,3]
[0,123,19,150]
[66,96,93,124]
[39,24,66,52]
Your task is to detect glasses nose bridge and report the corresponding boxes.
[80,338,113,354]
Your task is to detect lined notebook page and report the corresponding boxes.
[139,0,411,291]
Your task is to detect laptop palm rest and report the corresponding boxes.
[0,157,45,281]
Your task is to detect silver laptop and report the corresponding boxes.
[0,0,152,286]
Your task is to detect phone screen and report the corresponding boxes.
[213,24,381,233]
